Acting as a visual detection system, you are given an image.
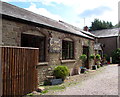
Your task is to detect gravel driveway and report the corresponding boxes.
[55,65,118,95]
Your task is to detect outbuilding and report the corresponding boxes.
[0,1,95,84]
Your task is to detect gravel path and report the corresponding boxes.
[55,65,118,95]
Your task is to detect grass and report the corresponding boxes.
[26,90,48,96]
[25,65,106,96]
[27,93,34,96]
[84,70,89,74]
[40,90,49,94]
[43,66,106,95]
[41,81,80,95]
[46,85,65,91]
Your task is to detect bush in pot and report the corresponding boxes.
[53,65,70,80]
[89,54,95,60]
[80,54,87,73]
[89,54,97,70]
[95,54,101,68]
[101,54,107,67]
[96,54,101,60]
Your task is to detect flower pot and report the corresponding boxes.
[92,65,97,70]
[80,68,86,73]
[50,78,63,85]
[97,65,100,68]
[100,64,103,67]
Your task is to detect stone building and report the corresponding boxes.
[0,1,95,84]
[92,28,120,60]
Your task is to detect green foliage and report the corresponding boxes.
[103,54,107,58]
[89,54,95,60]
[89,19,113,31]
[48,85,65,90]
[114,21,120,28]
[80,54,87,67]
[80,54,87,62]
[41,90,48,94]
[53,65,70,80]
[96,54,101,59]
[27,93,34,96]
[112,48,120,64]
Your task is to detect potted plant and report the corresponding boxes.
[80,66,87,73]
[44,65,69,85]
[80,54,87,73]
[90,54,97,70]
[101,54,107,67]
[53,65,69,81]
[95,54,101,68]
[89,54,95,60]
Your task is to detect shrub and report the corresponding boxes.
[80,54,87,67]
[96,54,101,59]
[112,48,120,64]
[53,65,69,80]
[80,54,87,62]
[103,54,107,58]
[89,54,95,60]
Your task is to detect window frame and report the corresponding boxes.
[21,33,46,62]
[62,40,74,60]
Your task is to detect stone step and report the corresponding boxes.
[46,76,55,79]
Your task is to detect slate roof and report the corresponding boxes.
[59,21,95,37]
[0,1,94,40]
[91,28,120,38]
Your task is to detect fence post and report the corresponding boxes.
[0,47,2,96]
[0,1,2,96]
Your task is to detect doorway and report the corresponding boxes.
[83,46,89,69]
[21,33,46,62]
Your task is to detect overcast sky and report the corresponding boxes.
[2,0,119,29]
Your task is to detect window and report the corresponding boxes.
[62,40,74,60]
[21,34,46,62]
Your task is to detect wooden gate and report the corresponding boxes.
[0,46,39,96]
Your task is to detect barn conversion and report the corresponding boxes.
[0,1,95,83]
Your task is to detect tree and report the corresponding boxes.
[112,48,120,64]
[114,21,120,28]
[89,19,113,31]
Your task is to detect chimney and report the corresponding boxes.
[83,26,89,31]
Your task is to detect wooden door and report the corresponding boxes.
[83,46,89,69]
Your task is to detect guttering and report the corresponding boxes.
[117,29,120,48]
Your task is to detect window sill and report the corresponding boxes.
[37,62,48,66]
[61,59,76,63]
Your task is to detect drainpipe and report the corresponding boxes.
[118,1,120,48]
[118,2,120,96]
[117,29,120,48]
[95,37,98,54]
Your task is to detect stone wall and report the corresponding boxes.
[2,18,95,84]
[98,37,117,57]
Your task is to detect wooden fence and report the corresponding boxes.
[0,46,39,96]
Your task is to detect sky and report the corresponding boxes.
[1,0,120,29]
